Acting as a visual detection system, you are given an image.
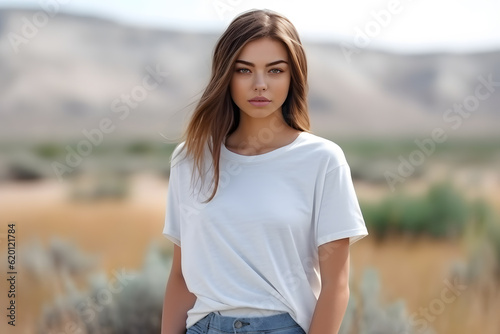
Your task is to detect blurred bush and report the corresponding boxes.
[28,237,426,334]
[330,266,438,333]
[467,198,500,279]
[69,172,130,201]
[361,182,470,240]
[33,240,171,334]
[356,268,433,334]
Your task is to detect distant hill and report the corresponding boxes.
[0,8,499,142]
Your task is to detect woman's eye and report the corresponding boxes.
[236,68,283,74]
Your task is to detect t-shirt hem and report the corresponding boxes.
[163,232,181,247]
[317,228,368,248]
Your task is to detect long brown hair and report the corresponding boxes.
[174,8,310,203]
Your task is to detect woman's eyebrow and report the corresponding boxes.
[235,59,288,67]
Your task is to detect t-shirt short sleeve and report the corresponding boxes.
[162,148,182,247]
[315,163,368,248]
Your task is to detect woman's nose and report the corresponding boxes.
[253,73,267,91]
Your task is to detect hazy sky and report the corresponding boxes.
[1,0,500,53]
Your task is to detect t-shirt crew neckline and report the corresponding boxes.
[221,131,306,163]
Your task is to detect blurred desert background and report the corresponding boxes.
[0,1,499,333]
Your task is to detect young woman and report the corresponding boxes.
[161,9,368,334]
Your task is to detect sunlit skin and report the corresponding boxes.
[226,37,301,155]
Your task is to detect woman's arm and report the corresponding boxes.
[308,238,350,334]
[161,244,197,334]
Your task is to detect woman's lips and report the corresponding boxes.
[248,97,271,107]
[248,100,271,107]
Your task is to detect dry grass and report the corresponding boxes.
[0,173,499,333]
[351,236,500,333]
[0,174,170,334]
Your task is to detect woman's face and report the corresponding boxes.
[229,37,291,119]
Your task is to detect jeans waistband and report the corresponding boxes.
[218,308,286,317]
[198,311,299,333]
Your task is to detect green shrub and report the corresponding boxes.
[33,240,170,334]
[354,268,433,334]
[33,143,64,159]
[362,182,469,239]
[425,183,468,237]
[468,198,500,278]
[397,195,433,236]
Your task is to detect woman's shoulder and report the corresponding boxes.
[299,132,347,169]
[169,141,188,168]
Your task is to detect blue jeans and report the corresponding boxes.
[185,311,306,334]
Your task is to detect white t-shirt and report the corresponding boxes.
[162,131,368,332]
